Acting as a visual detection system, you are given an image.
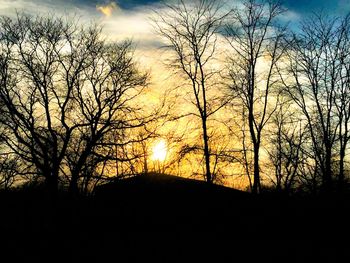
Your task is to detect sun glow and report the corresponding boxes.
[151,140,167,162]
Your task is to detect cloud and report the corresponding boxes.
[279,10,301,23]
[96,1,120,17]
[0,0,94,20]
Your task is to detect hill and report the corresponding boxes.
[0,173,349,262]
[94,173,250,232]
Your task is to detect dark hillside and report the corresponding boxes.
[0,174,349,262]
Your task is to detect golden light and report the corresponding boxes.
[151,140,167,162]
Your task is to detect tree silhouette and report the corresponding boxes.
[0,14,148,195]
[282,13,350,192]
[266,101,306,193]
[225,0,286,193]
[153,0,229,183]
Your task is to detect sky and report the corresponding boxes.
[6,0,349,12]
[1,1,349,33]
[2,1,350,16]
[284,0,350,15]
[1,0,348,94]
[1,0,349,185]
[0,0,349,90]
[0,0,348,75]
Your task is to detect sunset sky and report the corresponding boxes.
[0,0,347,56]
[1,0,349,48]
[1,0,349,13]
[1,0,349,187]
[0,1,348,192]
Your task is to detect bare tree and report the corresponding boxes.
[0,153,20,190]
[282,13,350,192]
[0,14,148,195]
[333,14,350,189]
[225,0,286,193]
[152,0,230,183]
[266,101,306,193]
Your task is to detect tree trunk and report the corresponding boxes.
[69,172,79,196]
[69,144,94,196]
[323,145,332,192]
[143,144,148,175]
[339,146,345,190]
[252,142,260,194]
[202,118,211,183]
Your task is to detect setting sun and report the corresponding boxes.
[151,140,167,162]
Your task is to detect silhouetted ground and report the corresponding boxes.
[1,173,349,262]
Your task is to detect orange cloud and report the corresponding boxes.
[96,2,119,17]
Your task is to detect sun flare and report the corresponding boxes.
[151,140,167,162]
